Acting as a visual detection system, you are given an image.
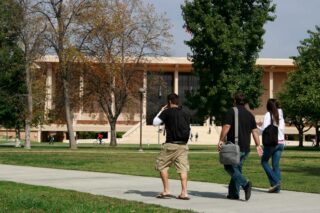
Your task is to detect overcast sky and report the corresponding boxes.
[146,0,320,59]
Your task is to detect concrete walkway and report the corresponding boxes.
[0,164,319,213]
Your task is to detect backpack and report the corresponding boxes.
[262,112,278,147]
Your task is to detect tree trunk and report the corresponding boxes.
[62,78,76,149]
[24,65,32,149]
[25,123,31,149]
[109,121,117,147]
[298,129,304,147]
[15,128,21,148]
[315,123,320,148]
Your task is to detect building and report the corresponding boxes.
[1,56,302,143]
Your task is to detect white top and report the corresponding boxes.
[153,111,163,126]
[259,109,285,141]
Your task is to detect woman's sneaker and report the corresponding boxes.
[268,183,281,193]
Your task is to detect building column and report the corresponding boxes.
[37,126,42,142]
[143,70,147,118]
[111,76,116,115]
[269,71,274,98]
[45,63,53,117]
[79,74,84,120]
[174,65,179,94]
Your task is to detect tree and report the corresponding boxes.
[181,0,275,124]
[0,0,26,146]
[277,72,313,147]
[17,0,47,149]
[37,0,93,149]
[83,0,172,146]
[278,26,320,147]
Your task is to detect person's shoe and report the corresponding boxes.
[177,195,190,200]
[227,195,239,200]
[268,183,281,193]
[243,181,252,201]
[156,193,173,199]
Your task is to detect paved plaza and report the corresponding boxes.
[0,164,319,213]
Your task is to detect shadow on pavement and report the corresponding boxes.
[125,190,158,198]
[188,190,226,199]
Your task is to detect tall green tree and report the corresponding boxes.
[0,0,26,146]
[278,26,320,147]
[181,0,275,123]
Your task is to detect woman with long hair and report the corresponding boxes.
[258,99,285,193]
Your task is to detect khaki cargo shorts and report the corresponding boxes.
[155,143,189,173]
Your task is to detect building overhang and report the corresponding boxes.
[36,55,295,72]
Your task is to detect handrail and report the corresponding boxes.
[122,119,146,138]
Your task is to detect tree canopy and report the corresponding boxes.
[181,0,275,123]
[0,0,26,131]
[83,0,172,146]
[278,26,320,147]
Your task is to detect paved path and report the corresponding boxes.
[0,164,319,213]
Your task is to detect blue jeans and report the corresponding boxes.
[261,144,284,188]
[224,152,249,197]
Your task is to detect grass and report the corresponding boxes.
[0,181,194,213]
[0,143,319,193]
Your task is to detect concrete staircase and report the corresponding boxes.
[119,124,221,145]
[119,124,315,146]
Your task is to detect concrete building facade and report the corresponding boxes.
[0,56,298,143]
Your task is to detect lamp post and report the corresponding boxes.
[158,85,162,145]
[139,87,145,152]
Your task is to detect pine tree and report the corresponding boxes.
[182,0,275,123]
[0,0,26,144]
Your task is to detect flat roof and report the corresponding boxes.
[37,55,294,66]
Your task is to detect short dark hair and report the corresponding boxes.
[167,93,179,105]
[234,91,245,105]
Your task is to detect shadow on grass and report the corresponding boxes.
[282,166,320,176]
[284,155,320,160]
[284,146,320,152]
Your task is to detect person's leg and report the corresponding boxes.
[271,144,284,188]
[175,144,189,199]
[179,172,188,198]
[224,153,248,198]
[224,165,238,198]
[261,146,277,186]
[159,169,171,195]
[155,143,174,197]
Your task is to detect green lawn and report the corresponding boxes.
[0,143,319,193]
[0,181,194,213]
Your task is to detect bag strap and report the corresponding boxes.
[233,107,239,145]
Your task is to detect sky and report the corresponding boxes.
[146,0,320,59]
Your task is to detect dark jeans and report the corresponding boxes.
[224,152,249,197]
[261,144,284,188]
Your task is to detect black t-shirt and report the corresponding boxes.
[223,105,257,152]
[159,106,191,143]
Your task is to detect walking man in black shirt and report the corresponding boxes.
[153,93,191,200]
[218,91,263,201]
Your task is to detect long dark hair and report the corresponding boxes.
[266,99,279,125]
